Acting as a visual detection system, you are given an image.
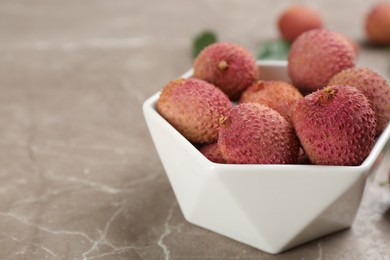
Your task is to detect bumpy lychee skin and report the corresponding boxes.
[157,78,232,144]
[277,5,323,42]
[193,42,259,101]
[239,80,303,123]
[199,143,226,164]
[365,3,390,45]
[288,29,356,94]
[218,103,299,164]
[293,85,376,166]
[329,67,390,135]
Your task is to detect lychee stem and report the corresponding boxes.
[173,78,184,85]
[324,87,335,96]
[319,87,335,103]
[219,116,230,126]
[379,180,389,186]
[217,60,228,70]
[255,80,265,90]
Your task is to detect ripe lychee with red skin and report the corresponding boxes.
[199,143,226,163]
[288,29,356,94]
[277,5,323,42]
[193,42,259,101]
[239,80,303,123]
[292,85,376,166]
[329,67,390,135]
[218,103,299,164]
[365,2,390,45]
[157,78,232,144]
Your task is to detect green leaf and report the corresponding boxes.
[257,40,291,60]
[192,30,218,59]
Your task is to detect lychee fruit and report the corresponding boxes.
[365,2,390,45]
[239,80,303,123]
[193,42,259,101]
[288,29,356,94]
[292,85,376,166]
[199,143,226,163]
[218,103,299,164]
[329,67,390,135]
[157,78,232,144]
[277,5,323,42]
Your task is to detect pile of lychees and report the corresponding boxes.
[156,3,390,167]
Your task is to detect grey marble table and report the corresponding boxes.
[0,0,389,259]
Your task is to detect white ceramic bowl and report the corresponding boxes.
[143,60,390,254]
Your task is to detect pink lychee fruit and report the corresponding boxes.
[365,2,390,45]
[193,42,259,101]
[329,67,390,135]
[293,85,376,166]
[239,80,303,123]
[218,103,299,164]
[277,5,323,42]
[288,29,356,94]
[157,78,232,144]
